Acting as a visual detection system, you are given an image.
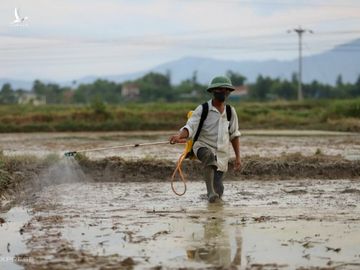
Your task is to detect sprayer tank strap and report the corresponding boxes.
[193,102,232,144]
[193,102,209,143]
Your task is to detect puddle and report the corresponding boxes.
[0,207,31,270]
[242,221,360,268]
[4,180,358,269]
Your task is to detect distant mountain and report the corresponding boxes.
[2,38,360,89]
[81,38,360,85]
[149,38,360,85]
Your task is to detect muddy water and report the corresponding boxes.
[0,207,31,270]
[1,131,360,269]
[2,179,360,269]
[1,130,359,160]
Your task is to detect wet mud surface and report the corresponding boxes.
[1,130,359,161]
[2,180,360,269]
[1,131,360,269]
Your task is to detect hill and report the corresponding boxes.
[2,38,360,89]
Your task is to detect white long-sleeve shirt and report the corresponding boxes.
[182,99,241,172]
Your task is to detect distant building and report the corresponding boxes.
[230,85,248,100]
[121,83,140,100]
[18,93,46,105]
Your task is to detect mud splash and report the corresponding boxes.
[35,157,89,188]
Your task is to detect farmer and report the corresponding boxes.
[169,75,241,202]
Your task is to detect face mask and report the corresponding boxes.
[213,91,226,102]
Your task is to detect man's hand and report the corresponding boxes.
[234,157,241,171]
[231,137,241,171]
[169,128,189,144]
[169,134,187,144]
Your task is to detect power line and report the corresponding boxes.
[1,28,360,53]
[2,40,360,62]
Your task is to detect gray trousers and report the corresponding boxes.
[196,147,224,197]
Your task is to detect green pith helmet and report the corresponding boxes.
[206,76,235,92]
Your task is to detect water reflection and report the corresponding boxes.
[186,203,242,268]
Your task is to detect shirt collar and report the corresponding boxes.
[208,99,226,115]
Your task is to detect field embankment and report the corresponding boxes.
[0,99,359,132]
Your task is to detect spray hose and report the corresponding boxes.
[64,139,191,197]
[170,110,196,196]
[170,138,194,196]
[170,148,187,196]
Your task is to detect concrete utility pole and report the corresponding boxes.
[287,26,313,101]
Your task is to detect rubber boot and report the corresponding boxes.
[204,166,219,203]
[214,171,224,198]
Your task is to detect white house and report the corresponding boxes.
[18,93,46,105]
[121,83,140,100]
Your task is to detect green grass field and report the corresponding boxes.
[0,99,359,132]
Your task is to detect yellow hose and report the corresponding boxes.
[171,152,187,196]
[171,110,194,196]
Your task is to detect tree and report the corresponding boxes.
[291,72,298,85]
[226,71,246,86]
[191,71,198,86]
[249,75,273,101]
[270,79,297,100]
[0,83,16,104]
[32,80,65,104]
[46,83,63,103]
[137,72,172,101]
[32,80,47,96]
[356,74,360,88]
[349,74,360,97]
[303,80,320,99]
[73,79,122,104]
[336,74,344,87]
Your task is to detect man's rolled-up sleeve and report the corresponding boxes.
[181,105,202,139]
[229,107,241,141]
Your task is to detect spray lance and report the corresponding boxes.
[64,141,170,157]
[63,140,188,196]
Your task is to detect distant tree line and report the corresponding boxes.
[1,71,360,104]
[250,74,360,101]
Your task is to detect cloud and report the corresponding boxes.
[0,0,359,80]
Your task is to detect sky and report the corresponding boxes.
[0,0,360,81]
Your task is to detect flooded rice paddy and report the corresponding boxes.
[1,130,360,269]
[2,180,360,269]
[0,130,359,161]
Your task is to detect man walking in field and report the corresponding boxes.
[170,76,241,203]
